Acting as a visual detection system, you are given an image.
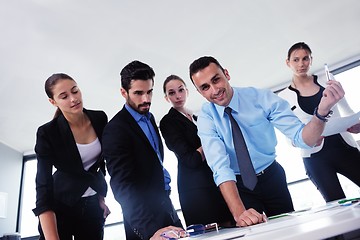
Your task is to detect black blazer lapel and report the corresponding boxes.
[150,113,164,161]
[169,107,198,133]
[120,107,157,152]
[56,114,84,171]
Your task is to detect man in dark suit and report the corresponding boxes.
[102,61,184,240]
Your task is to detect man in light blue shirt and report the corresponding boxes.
[189,56,344,227]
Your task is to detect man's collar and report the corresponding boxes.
[125,104,150,122]
[214,87,238,116]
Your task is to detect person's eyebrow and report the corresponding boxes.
[199,83,209,90]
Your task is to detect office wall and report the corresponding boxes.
[0,143,22,236]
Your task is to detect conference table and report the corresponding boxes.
[185,199,360,240]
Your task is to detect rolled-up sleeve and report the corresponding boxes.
[197,104,236,186]
[32,127,55,216]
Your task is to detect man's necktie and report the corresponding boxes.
[225,107,258,190]
[141,116,158,152]
[141,115,171,190]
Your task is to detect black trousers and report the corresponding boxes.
[38,194,105,240]
[304,142,360,202]
[123,193,182,240]
[236,161,294,217]
[179,186,233,227]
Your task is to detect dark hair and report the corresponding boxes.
[163,75,187,94]
[189,56,225,84]
[44,73,75,118]
[120,60,155,92]
[287,42,312,60]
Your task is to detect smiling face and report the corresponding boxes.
[48,78,83,115]
[286,48,312,77]
[191,62,233,106]
[164,79,188,109]
[121,79,154,114]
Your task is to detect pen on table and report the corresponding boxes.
[338,197,360,204]
[324,63,331,81]
[267,213,289,220]
[262,211,268,222]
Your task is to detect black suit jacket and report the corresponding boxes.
[159,107,215,192]
[103,106,181,240]
[160,108,233,226]
[33,109,108,216]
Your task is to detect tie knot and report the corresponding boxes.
[140,114,150,122]
[225,107,232,115]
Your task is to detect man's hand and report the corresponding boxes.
[234,208,267,227]
[150,226,186,240]
[303,80,344,147]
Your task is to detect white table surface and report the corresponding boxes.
[186,201,360,240]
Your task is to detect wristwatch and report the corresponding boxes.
[313,107,333,122]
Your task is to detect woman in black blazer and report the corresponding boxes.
[159,75,233,227]
[33,73,110,240]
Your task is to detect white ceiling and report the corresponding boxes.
[1,0,360,153]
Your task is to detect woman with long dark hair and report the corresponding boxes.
[33,73,110,239]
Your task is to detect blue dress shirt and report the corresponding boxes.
[197,87,310,186]
[125,104,171,190]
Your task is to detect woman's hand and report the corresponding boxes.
[39,211,60,240]
[196,146,205,161]
[347,122,360,134]
[314,136,324,147]
[98,196,111,219]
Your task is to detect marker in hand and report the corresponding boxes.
[324,63,331,81]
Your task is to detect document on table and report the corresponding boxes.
[322,111,360,137]
[187,228,250,239]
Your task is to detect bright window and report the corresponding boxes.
[19,160,37,237]
[335,64,360,142]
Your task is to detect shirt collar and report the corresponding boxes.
[215,87,239,117]
[125,104,151,122]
